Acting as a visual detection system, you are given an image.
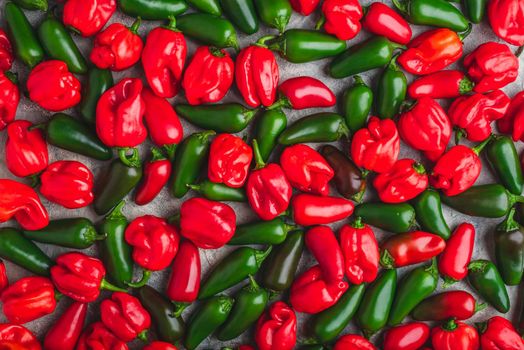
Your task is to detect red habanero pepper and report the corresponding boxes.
[384,322,431,350]
[438,223,475,284]
[0,179,49,230]
[408,71,474,99]
[27,60,81,111]
[280,144,334,196]
[182,46,234,105]
[0,261,8,294]
[340,219,379,284]
[144,342,178,350]
[166,240,201,303]
[0,29,13,71]
[488,0,524,46]
[320,0,363,41]
[413,291,483,321]
[236,45,279,108]
[362,3,412,45]
[63,0,116,37]
[180,197,236,249]
[39,160,94,209]
[290,0,320,15]
[5,120,48,178]
[1,276,56,324]
[351,116,400,173]
[256,301,297,350]
[77,322,128,350]
[431,320,479,350]
[479,316,524,350]
[0,324,41,350]
[398,28,465,75]
[381,231,446,268]
[208,133,253,188]
[305,225,345,282]
[90,19,143,71]
[135,148,172,206]
[291,194,354,226]
[498,91,524,142]
[373,159,428,203]
[271,76,336,110]
[334,334,376,350]
[0,71,20,130]
[44,301,87,350]
[449,90,511,142]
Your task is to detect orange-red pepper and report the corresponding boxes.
[334,334,377,350]
[320,0,363,40]
[273,76,336,110]
[0,324,41,350]
[0,179,49,230]
[498,91,524,142]
[44,301,87,350]
[5,120,48,178]
[438,223,475,283]
[135,149,171,206]
[488,0,524,46]
[431,320,479,350]
[166,240,201,303]
[381,231,446,268]
[373,158,428,203]
[63,0,116,37]
[362,3,412,45]
[479,316,524,350]
[77,322,128,350]
[0,29,13,71]
[0,71,20,131]
[408,71,474,99]
[305,226,345,283]
[0,261,8,294]
[255,301,297,350]
[208,133,253,188]
[384,322,431,350]
[290,0,320,15]
[291,194,354,226]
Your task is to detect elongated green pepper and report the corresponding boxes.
[392,0,470,31]
[486,135,524,195]
[376,56,407,120]
[221,0,259,34]
[343,76,373,133]
[229,218,297,245]
[254,0,291,32]
[175,104,257,133]
[23,218,104,249]
[468,259,510,313]
[463,0,487,23]
[177,13,239,50]
[188,180,246,202]
[354,202,417,233]
[278,113,349,145]
[187,0,221,15]
[495,208,524,286]
[254,109,287,163]
[13,0,47,10]
[118,0,187,20]
[412,189,451,240]
[78,68,113,125]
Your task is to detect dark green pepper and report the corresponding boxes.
[468,259,510,313]
[254,0,291,32]
[494,208,524,286]
[12,0,47,10]
[412,189,451,240]
[463,0,487,23]
[78,68,113,125]
[486,135,524,196]
[342,75,373,133]
[278,113,349,145]
[118,0,188,20]
[354,202,417,233]
[177,13,239,50]
[229,218,297,245]
[188,180,246,202]
[221,0,259,34]
[187,0,221,15]
[376,56,407,120]
[175,104,257,133]
[392,0,470,31]
[253,108,287,163]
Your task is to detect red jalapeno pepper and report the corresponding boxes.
[373,158,428,203]
[362,3,412,45]
[208,133,253,188]
[381,231,446,268]
[271,76,336,110]
[479,316,524,350]
[318,0,363,40]
[408,71,474,99]
[0,324,41,350]
[135,148,172,205]
[498,91,524,142]
[255,301,297,350]
[44,301,87,350]
[488,0,524,46]
[166,240,201,305]
[291,194,354,226]
[5,120,48,178]
[290,0,320,15]
[63,0,116,37]
[384,322,431,350]
[334,334,376,350]
[0,29,13,71]
[412,291,484,321]
[0,179,49,230]
[431,320,479,350]
[438,223,475,284]
[305,225,345,282]
[77,322,128,350]
[0,71,19,130]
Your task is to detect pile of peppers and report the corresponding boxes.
[1,0,524,349]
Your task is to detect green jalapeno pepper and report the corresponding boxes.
[392,0,470,31]
[253,109,287,163]
[118,0,188,20]
[78,68,113,125]
[221,0,258,34]
[188,180,246,202]
[187,0,221,15]
[177,13,239,50]
[468,259,510,313]
[412,189,451,240]
[376,56,407,120]
[278,113,349,145]
[175,104,257,133]
[12,0,47,10]
[494,208,524,286]
[229,218,297,245]
[354,202,417,233]
[486,135,524,196]
[343,76,373,133]
[463,0,487,23]
[253,0,291,33]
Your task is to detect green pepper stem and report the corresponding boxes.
[380,249,395,269]
[256,35,278,48]
[163,144,177,161]
[54,290,63,301]
[187,183,202,192]
[4,71,18,84]
[352,188,366,204]
[106,201,126,220]
[268,289,281,300]
[165,16,178,31]
[468,259,488,272]
[442,319,458,331]
[497,207,520,233]
[387,54,401,71]
[118,148,141,168]
[441,276,458,288]
[94,233,107,241]
[210,46,226,58]
[100,279,129,293]
[516,46,524,58]
[246,274,261,292]
[454,128,466,145]
[475,321,488,334]
[413,162,426,175]
[30,174,41,188]
[127,269,152,288]
[255,246,273,267]
[471,135,493,155]
[243,107,260,123]
[171,302,189,318]
[399,99,416,113]
[475,302,487,313]
[338,119,350,139]
[266,98,291,111]
[167,213,180,225]
[391,0,408,14]
[129,17,142,34]
[459,76,475,95]
[315,16,326,31]
[197,130,216,143]
[426,258,438,277]
[137,330,148,342]
[351,217,364,229]
[458,23,473,41]
[508,192,524,206]
[284,222,300,233]
[353,75,366,87]
[252,139,266,170]
[150,147,166,162]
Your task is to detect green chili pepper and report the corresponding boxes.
[468,259,510,313]
[278,113,349,145]
[138,285,185,343]
[185,295,234,350]
[199,246,272,299]
[187,0,221,15]
[486,135,524,196]
[388,260,438,326]
[343,76,373,133]
[23,218,105,249]
[78,68,113,125]
[308,284,366,343]
[463,0,487,23]
[0,228,53,276]
[221,0,259,34]
[118,0,188,20]
[175,104,257,133]
[171,130,215,199]
[354,202,417,233]
[188,180,246,202]
[392,0,470,31]
[253,0,291,33]
[12,0,47,10]
[177,13,239,50]
[376,56,407,120]
[329,36,402,79]
[356,268,397,337]
[217,276,268,340]
[412,189,451,240]
[5,2,44,68]
[494,208,524,286]
[37,13,87,74]
[253,109,287,163]
[229,218,297,245]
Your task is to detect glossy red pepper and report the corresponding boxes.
[208,133,253,188]
[384,322,431,350]
[290,0,320,15]
[43,301,87,350]
[5,120,48,178]
[0,324,41,350]
[63,0,116,37]
[135,149,172,206]
[431,320,479,350]
[144,342,178,350]
[182,46,234,105]
[0,261,8,294]
[362,3,412,45]
[90,19,143,71]
[305,225,345,282]
[373,159,428,203]
[334,334,377,350]
[166,240,201,303]
[0,179,49,230]
[488,0,524,46]
[351,116,400,173]
[180,197,236,249]
[125,215,179,272]
[0,29,13,71]
[0,72,20,131]
[280,144,334,196]
[291,194,354,226]
[381,231,446,268]
[236,45,279,108]
[398,28,464,75]
[27,60,81,111]
[1,276,56,324]
[255,301,297,350]
[320,0,363,40]
[479,316,524,350]
[498,91,524,142]
[408,71,474,99]
[414,291,482,321]
[77,322,128,350]
[273,76,336,110]
[438,223,475,283]
[449,90,510,142]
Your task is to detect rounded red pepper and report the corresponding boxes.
[414,291,483,321]
[438,223,475,283]
[144,342,178,350]
[280,144,334,196]
[5,120,48,178]
[479,316,524,350]
[63,0,116,37]
[180,197,236,249]
[334,334,376,350]
[1,276,56,324]
[256,301,297,350]
[0,71,20,131]
[290,0,320,15]
[208,133,253,188]
[373,158,428,203]
[431,320,479,350]
[320,0,363,40]
[166,240,201,304]
[236,44,279,108]
[0,29,13,71]
[362,3,412,45]
[488,0,524,46]
[408,71,474,99]
[305,225,345,282]
[340,219,379,285]
[381,231,446,268]
[27,60,81,111]
[291,194,354,226]
[384,322,431,350]
[182,46,234,105]
[0,261,8,294]
[77,322,128,350]
[44,301,87,350]
[135,149,171,206]
[498,91,524,142]
[0,324,41,350]
[273,76,336,110]
[351,116,400,173]
[0,179,49,230]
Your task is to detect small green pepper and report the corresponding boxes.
[229,218,297,245]
[468,259,510,313]
[412,189,451,240]
[175,104,257,133]
[392,0,470,31]
[494,208,524,286]
[463,0,487,23]
[78,68,114,125]
[187,0,221,15]
[188,180,246,202]
[354,202,417,233]
[221,0,259,34]
[118,0,188,20]
[278,113,349,145]
[486,135,524,196]
[12,0,47,11]
[376,56,407,120]
[253,0,291,33]
[177,13,239,50]
[342,76,373,133]
[253,109,287,163]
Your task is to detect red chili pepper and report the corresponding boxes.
[381,231,446,268]
[63,0,116,37]
[449,90,510,142]
[256,301,297,350]
[273,76,336,110]
[488,0,524,46]
[398,28,464,75]
[498,91,524,142]
[479,316,524,350]
[290,0,320,15]
[236,45,279,108]
[384,322,431,350]
[362,3,412,45]
[77,322,128,350]
[408,71,474,99]
[239,346,255,350]
[0,29,13,71]
[415,291,483,321]
[339,220,379,285]
[144,342,179,350]
[166,240,201,303]
[431,320,479,350]
[0,324,41,350]
[0,179,49,230]
[26,60,81,111]
[305,225,345,283]
[291,194,354,226]
[1,276,56,324]
[280,144,334,196]
[182,46,234,105]
[134,149,171,206]
[208,133,253,188]
[320,0,363,40]
[333,334,377,350]
[90,19,143,71]
[5,120,48,178]
[44,302,87,350]
[351,116,400,173]
[125,215,179,271]
[0,261,8,294]
[438,223,475,283]
[180,197,236,249]
[373,159,428,203]
[0,71,20,131]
